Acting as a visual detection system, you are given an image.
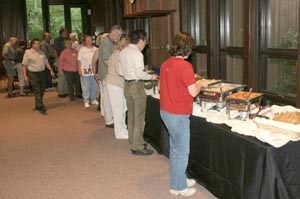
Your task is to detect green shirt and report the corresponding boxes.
[15,47,25,63]
[2,42,15,61]
[97,36,115,80]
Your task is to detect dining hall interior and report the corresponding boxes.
[1,0,300,199]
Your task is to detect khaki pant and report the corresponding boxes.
[124,82,147,150]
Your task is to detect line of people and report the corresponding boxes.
[3,25,208,196]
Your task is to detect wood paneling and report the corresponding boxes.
[149,16,171,67]
[122,0,180,68]
[297,0,300,107]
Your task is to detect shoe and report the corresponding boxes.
[143,143,148,149]
[57,94,66,98]
[105,124,114,128]
[170,188,196,196]
[84,102,90,108]
[37,107,48,115]
[7,93,15,98]
[70,97,75,101]
[187,179,196,187]
[20,92,26,96]
[131,148,153,156]
[38,109,48,115]
[91,100,99,105]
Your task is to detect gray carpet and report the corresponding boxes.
[0,91,217,199]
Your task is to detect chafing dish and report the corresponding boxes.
[198,82,246,111]
[226,92,263,120]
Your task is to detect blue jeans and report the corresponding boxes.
[80,76,97,103]
[160,110,190,191]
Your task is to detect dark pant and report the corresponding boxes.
[64,71,81,99]
[124,82,147,150]
[45,69,52,89]
[27,70,46,109]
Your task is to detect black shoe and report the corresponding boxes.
[7,93,15,98]
[57,94,67,98]
[38,109,48,115]
[143,143,148,149]
[105,124,114,128]
[36,107,47,115]
[131,148,153,156]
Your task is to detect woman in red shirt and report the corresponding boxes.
[58,39,81,101]
[160,32,207,196]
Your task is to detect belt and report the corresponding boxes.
[125,79,144,82]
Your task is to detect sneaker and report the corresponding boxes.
[91,100,99,105]
[187,178,196,187]
[131,148,153,156]
[84,102,90,108]
[170,188,196,197]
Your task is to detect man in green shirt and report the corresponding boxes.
[92,25,123,127]
[2,37,17,98]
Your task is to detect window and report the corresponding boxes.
[260,0,299,104]
[70,7,82,35]
[49,5,65,39]
[264,58,297,98]
[26,0,44,40]
[192,0,207,46]
[266,0,299,49]
[189,0,208,77]
[220,0,244,83]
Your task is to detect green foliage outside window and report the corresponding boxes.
[26,0,44,40]
[26,0,83,41]
[273,29,298,98]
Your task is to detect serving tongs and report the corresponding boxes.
[246,88,252,101]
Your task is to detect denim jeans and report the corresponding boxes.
[80,76,97,103]
[160,110,190,191]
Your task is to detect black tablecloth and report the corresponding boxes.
[144,95,169,157]
[144,96,300,199]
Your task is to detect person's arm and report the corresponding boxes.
[22,51,28,81]
[2,45,14,63]
[91,49,99,75]
[78,60,82,76]
[22,65,28,82]
[187,80,208,97]
[58,52,64,75]
[134,53,157,80]
[43,52,54,77]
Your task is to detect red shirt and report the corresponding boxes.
[160,57,196,115]
[58,48,78,72]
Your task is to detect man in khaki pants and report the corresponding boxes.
[119,30,157,155]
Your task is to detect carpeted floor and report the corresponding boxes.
[0,91,217,199]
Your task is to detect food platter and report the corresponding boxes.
[226,91,263,120]
[199,83,246,102]
[198,83,246,110]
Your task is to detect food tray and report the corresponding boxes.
[226,92,263,102]
[253,119,300,140]
[199,83,246,102]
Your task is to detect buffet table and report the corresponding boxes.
[144,95,300,199]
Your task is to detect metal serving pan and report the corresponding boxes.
[199,83,246,102]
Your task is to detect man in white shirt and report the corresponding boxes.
[22,39,54,115]
[119,30,157,155]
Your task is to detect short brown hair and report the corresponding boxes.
[169,32,195,57]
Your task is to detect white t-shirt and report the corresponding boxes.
[77,46,97,76]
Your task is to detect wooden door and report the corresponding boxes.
[149,16,171,68]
